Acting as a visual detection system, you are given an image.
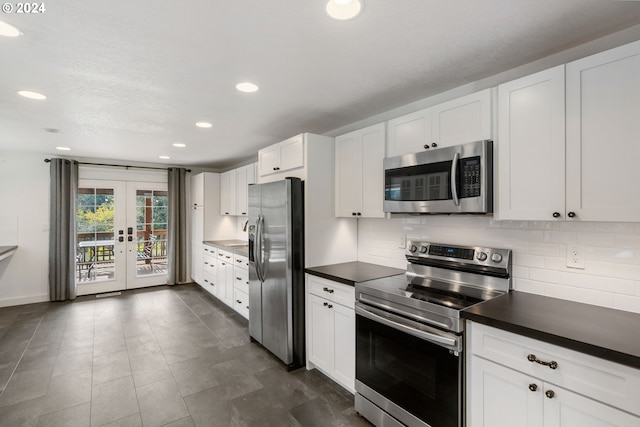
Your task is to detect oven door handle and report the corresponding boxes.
[355,303,460,352]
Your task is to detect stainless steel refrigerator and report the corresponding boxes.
[247,177,305,370]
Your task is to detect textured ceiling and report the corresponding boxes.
[1,0,639,169]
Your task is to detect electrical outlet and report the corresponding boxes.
[399,234,406,249]
[567,244,585,269]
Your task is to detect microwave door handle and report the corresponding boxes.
[451,152,460,206]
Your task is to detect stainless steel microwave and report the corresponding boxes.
[383,140,493,214]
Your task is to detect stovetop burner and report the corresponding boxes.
[404,284,483,311]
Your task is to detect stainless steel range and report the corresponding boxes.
[354,241,512,427]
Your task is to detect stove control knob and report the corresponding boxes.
[419,246,428,253]
[491,253,503,263]
[476,252,487,261]
[409,245,418,252]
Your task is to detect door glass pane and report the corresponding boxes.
[76,188,115,283]
[135,189,168,277]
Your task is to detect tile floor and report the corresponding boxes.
[0,284,373,427]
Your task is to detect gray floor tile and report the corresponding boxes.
[290,397,356,427]
[0,396,44,427]
[169,357,221,397]
[14,343,60,373]
[41,369,92,415]
[52,347,93,377]
[183,387,231,427]
[93,350,132,385]
[136,377,190,427]
[230,388,302,427]
[37,402,90,427]
[125,333,161,359]
[254,366,318,410]
[162,416,196,427]
[129,352,172,388]
[90,376,139,427]
[0,366,52,408]
[100,413,142,427]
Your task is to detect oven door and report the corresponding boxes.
[355,302,463,427]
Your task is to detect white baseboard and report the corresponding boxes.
[0,294,49,308]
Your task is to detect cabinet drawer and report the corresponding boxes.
[234,266,249,294]
[307,275,355,309]
[234,289,249,319]
[217,248,233,262]
[234,253,249,270]
[203,253,216,275]
[202,271,217,296]
[203,245,217,257]
[469,322,640,416]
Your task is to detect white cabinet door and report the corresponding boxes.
[191,173,204,207]
[387,108,432,157]
[431,89,492,148]
[335,123,385,218]
[236,163,255,216]
[335,132,362,217]
[279,135,304,171]
[497,66,566,221]
[220,171,232,215]
[470,356,543,427]
[360,123,386,218]
[566,40,640,222]
[259,145,280,177]
[543,384,640,427]
[307,293,334,374]
[332,302,355,392]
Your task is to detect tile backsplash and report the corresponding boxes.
[357,216,640,314]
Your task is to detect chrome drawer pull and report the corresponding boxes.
[322,287,334,294]
[527,354,558,370]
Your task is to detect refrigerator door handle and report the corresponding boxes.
[255,215,265,282]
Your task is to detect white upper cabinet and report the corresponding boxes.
[386,108,432,157]
[220,163,257,217]
[386,89,493,157]
[236,163,256,216]
[431,89,492,147]
[258,134,304,177]
[219,170,237,216]
[497,65,566,221]
[566,40,640,222]
[497,41,640,222]
[335,123,386,218]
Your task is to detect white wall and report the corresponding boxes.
[357,217,640,314]
[0,152,51,307]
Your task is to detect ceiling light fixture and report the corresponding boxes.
[0,21,22,37]
[326,0,362,20]
[18,90,47,100]
[55,146,71,151]
[195,122,212,128]
[159,155,170,160]
[172,143,187,148]
[236,82,259,93]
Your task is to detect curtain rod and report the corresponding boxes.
[44,158,191,172]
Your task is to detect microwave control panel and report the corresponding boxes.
[460,156,481,198]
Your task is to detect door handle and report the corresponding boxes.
[450,152,460,206]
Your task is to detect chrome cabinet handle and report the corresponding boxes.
[527,354,558,370]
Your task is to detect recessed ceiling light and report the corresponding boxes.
[0,21,22,37]
[236,82,259,93]
[159,155,170,160]
[326,0,362,20]
[55,146,71,151]
[18,90,47,100]
[172,143,187,148]
[195,122,212,128]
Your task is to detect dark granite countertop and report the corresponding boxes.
[462,291,640,370]
[305,261,405,287]
[203,240,248,257]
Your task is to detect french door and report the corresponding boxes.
[76,179,169,295]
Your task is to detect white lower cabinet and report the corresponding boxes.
[216,249,234,307]
[305,274,355,393]
[467,322,640,427]
[232,253,249,319]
